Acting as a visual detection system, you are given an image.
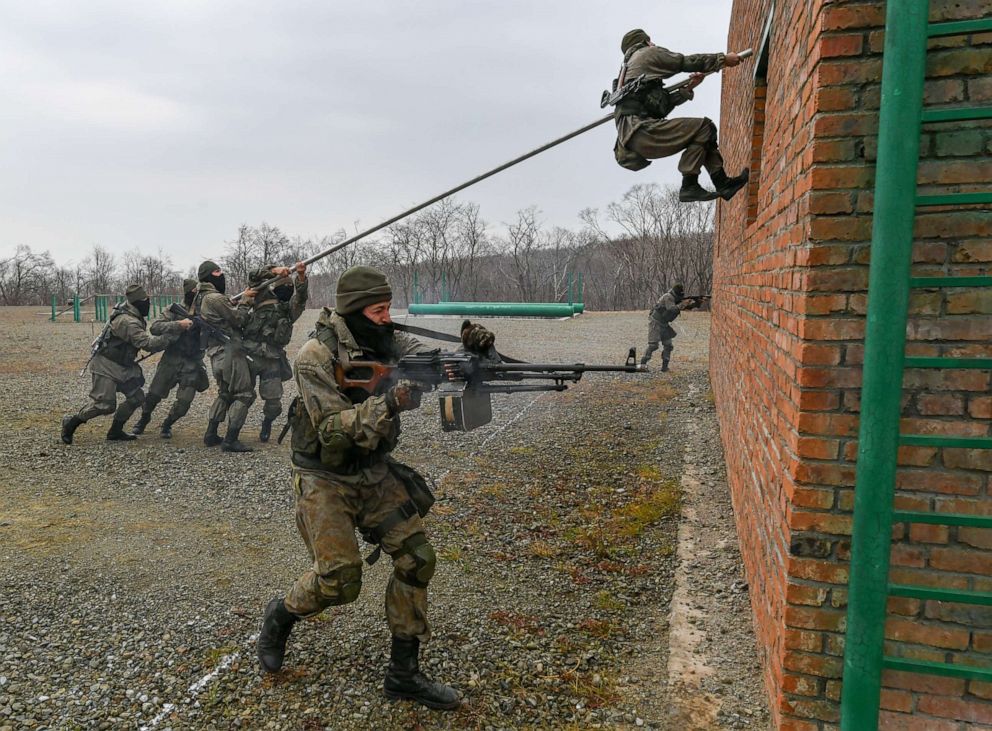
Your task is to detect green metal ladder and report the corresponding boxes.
[840,2,992,729]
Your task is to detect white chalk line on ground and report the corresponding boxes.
[138,395,543,729]
[138,633,258,731]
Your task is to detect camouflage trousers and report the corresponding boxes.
[283,466,434,642]
[249,354,290,421]
[143,352,209,422]
[207,345,255,430]
[644,319,677,363]
[76,372,144,423]
[628,116,724,175]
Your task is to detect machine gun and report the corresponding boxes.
[79,301,128,376]
[336,348,646,432]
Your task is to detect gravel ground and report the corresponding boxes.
[0,306,768,730]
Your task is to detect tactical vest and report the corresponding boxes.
[243,302,294,351]
[98,311,140,367]
[288,321,394,473]
[168,326,204,360]
[615,80,674,120]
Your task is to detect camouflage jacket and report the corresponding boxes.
[191,281,253,356]
[615,43,726,143]
[243,279,309,360]
[150,305,204,361]
[649,291,682,324]
[290,308,432,482]
[92,303,175,381]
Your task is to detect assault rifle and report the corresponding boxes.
[600,48,753,109]
[79,301,128,376]
[336,348,646,432]
[683,294,711,309]
[135,303,253,364]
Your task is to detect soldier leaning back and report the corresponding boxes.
[61,284,191,444]
[242,261,309,443]
[193,260,291,453]
[613,28,749,203]
[129,279,210,438]
[255,265,496,711]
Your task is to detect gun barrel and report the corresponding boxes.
[488,363,645,373]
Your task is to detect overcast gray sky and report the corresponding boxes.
[1,1,733,271]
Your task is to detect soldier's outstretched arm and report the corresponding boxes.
[117,314,175,354]
[289,278,309,322]
[149,308,184,336]
[646,46,725,75]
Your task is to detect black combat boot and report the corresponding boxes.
[107,419,137,441]
[203,420,223,447]
[131,412,151,435]
[711,168,750,201]
[383,637,461,710]
[160,417,176,439]
[61,415,83,445]
[661,359,670,372]
[221,427,254,453]
[256,597,299,673]
[678,174,720,203]
[259,418,274,443]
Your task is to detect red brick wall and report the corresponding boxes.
[712,1,992,728]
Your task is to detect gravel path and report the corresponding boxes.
[0,306,767,730]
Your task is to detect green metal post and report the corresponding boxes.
[568,272,574,306]
[840,3,929,730]
[51,295,57,321]
[73,294,80,323]
[578,273,584,304]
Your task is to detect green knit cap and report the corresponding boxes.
[335,266,392,314]
[247,265,280,288]
[621,28,650,54]
[125,284,148,304]
[197,260,220,281]
[182,278,198,294]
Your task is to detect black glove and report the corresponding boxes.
[460,319,496,353]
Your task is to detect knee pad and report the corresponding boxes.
[701,117,718,146]
[236,393,256,407]
[317,564,362,605]
[394,533,436,589]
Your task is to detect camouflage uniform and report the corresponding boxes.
[191,281,255,441]
[142,305,210,428]
[642,289,682,368]
[613,42,727,175]
[65,296,175,441]
[283,308,435,638]
[243,270,309,436]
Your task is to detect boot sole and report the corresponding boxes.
[383,688,461,710]
[678,192,720,202]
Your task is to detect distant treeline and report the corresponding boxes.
[1,183,713,311]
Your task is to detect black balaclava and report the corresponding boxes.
[134,299,151,318]
[343,311,394,357]
[209,273,226,294]
[274,284,294,302]
[184,290,196,307]
[672,284,685,302]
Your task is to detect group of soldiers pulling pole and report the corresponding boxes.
[56,29,743,711]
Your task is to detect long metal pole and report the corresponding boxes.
[840,3,929,729]
[232,53,752,301]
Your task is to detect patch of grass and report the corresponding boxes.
[508,446,536,455]
[203,645,237,668]
[570,477,680,559]
[529,539,558,559]
[578,617,617,639]
[481,482,509,499]
[489,610,545,636]
[438,544,464,561]
[592,590,625,612]
[560,668,621,709]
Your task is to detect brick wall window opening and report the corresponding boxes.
[746,17,772,226]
